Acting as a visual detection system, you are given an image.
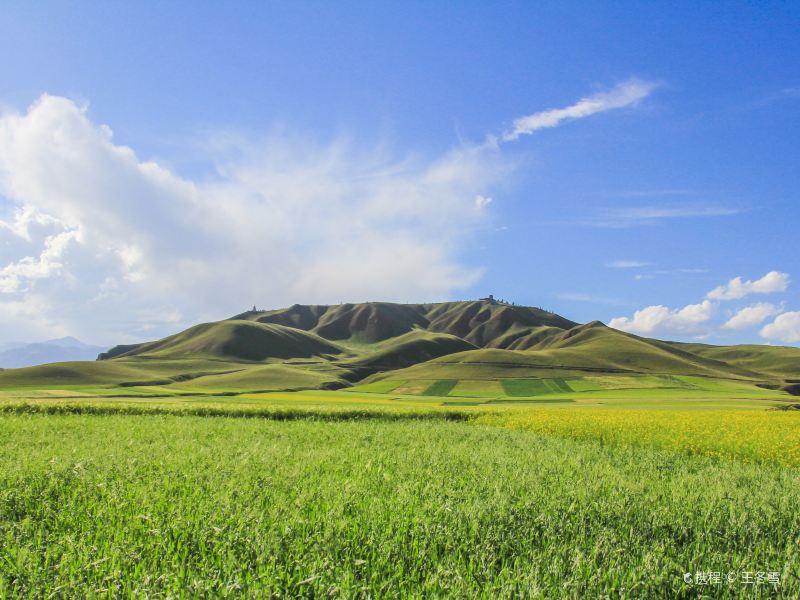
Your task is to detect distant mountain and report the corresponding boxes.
[0,337,107,368]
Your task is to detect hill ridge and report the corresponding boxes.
[2,299,797,395]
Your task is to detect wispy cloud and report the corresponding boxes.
[497,78,659,143]
[555,292,625,306]
[634,267,710,280]
[612,189,696,198]
[753,86,800,108]
[585,204,742,228]
[606,260,651,269]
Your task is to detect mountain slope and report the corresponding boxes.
[344,330,478,371]
[102,320,345,362]
[235,300,576,348]
[1,299,794,395]
[363,320,765,383]
[668,342,800,379]
[531,322,761,378]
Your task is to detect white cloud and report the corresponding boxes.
[0,205,61,240]
[760,312,800,343]
[0,95,507,342]
[611,271,796,341]
[586,205,741,228]
[707,271,789,300]
[0,81,664,343]
[0,229,81,292]
[609,300,715,336]
[722,303,781,330]
[474,195,493,209]
[500,78,659,142]
[606,259,650,269]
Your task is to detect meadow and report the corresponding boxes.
[0,379,798,597]
[0,411,798,598]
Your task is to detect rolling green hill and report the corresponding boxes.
[343,330,477,372]
[102,320,345,362]
[234,300,576,347]
[365,322,760,383]
[1,299,797,397]
[668,341,800,379]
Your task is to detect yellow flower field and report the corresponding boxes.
[476,408,800,466]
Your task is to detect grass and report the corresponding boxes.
[672,341,800,379]
[450,379,504,397]
[115,320,346,361]
[501,378,550,396]
[345,379,404,394]
[422,379,458,396]
[1,413,798,597]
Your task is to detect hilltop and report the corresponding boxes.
[0,299,798,397]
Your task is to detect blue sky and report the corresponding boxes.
[0,1,798,346]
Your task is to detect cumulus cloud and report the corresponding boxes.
[0,95,506,342]
[0,205,61,240]
[707,271,789,300]
[0,80,661,343]
[0,229,81,292]
[500,78,659,142]
[760,312,800,343]
[611,271,797,341]
[722,303,781,330]
[608,300,715,336]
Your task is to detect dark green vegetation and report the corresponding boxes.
[1,300,798,403]
[1,414,797,597]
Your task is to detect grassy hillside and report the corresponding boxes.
[0,357,259,388]
[170,362,350,392]
[534,322,762,378]
[670,341,800,379]
[423,301,576,347]
[367,325,760,384]
[343,330,477,371]
[0,360,159,387]
[236,300,576,348]
[2,300,797,396]
[241,302,430,343]
[103,320,345,362]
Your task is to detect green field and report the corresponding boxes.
[0,386,798,597]
[0,407,798,597]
